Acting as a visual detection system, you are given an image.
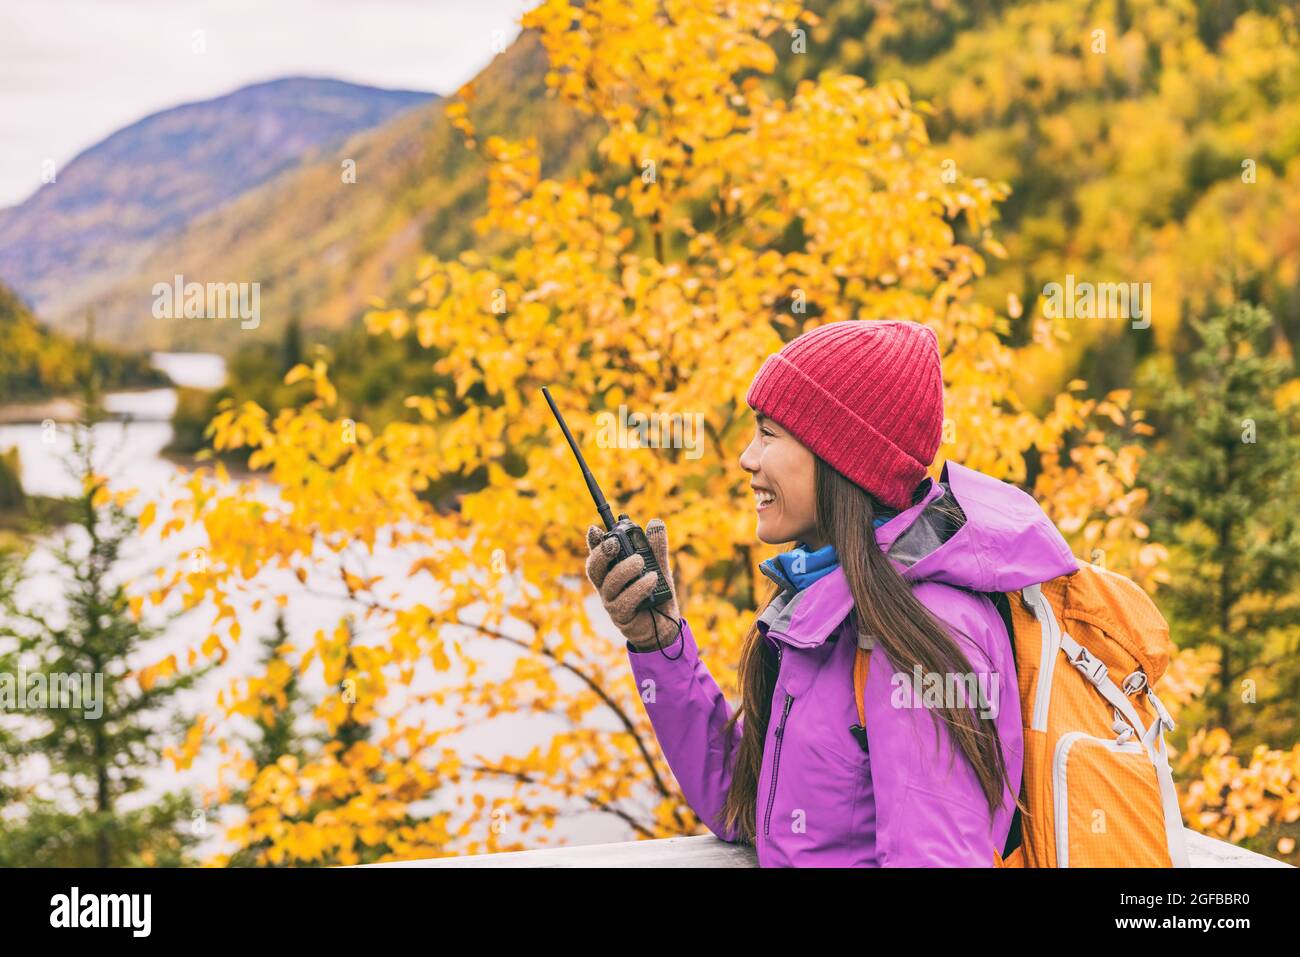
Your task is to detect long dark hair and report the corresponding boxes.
[716,455,1027,845]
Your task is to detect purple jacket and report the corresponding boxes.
[626,461,1079,866]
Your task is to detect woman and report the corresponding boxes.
[584,320,1078,866]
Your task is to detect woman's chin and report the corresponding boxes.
[755,514,789,546]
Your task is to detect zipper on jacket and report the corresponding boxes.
[763,691,794,837]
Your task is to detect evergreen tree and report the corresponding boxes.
[248,613,305,769]
[330,616,371,757]
[224,612,310,867]
[1141,302,1300,745]
[219,614,415,866]
[0,368,211,865]
[0,446,23,511]
[282,312,304,374]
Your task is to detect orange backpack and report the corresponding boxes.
[853,562,1190,867]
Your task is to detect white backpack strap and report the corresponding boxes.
[1059,631,1149,740]
[1022,583,1064,731]
[1142,690,1191,867]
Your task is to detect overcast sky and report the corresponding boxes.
[0,0,530,207]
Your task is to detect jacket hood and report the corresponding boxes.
[885,460,1079,592]
[757,460,1078,647]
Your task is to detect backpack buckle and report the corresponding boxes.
[1021,583,1045,618]
[849,724,870,753]
[1111,708,1134,744]
[1066,641,1108,686]
[1122,670,1147,695]
[1146,689,1175,733]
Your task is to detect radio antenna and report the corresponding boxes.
[542,387,617,531]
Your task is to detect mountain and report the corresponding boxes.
[0,77,435,329]
[6,0,1296,394]
[23,33,595,354]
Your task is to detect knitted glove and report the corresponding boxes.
[585,518,681,650]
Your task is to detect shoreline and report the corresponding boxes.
[0,396,83,425]
[0,383,184,426]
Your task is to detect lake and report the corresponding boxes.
[0,352,637,863]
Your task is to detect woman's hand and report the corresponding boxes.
[585,518,681,650]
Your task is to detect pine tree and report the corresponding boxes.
[1141,301,1300,746]
[219,614,396,866]
[0,446,23,511]
[0,365,212,865]
[282,312,304,374]
[224,612,310,867]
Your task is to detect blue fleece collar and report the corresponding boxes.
[763,517,889,593]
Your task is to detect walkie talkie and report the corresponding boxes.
[542,387,675,615]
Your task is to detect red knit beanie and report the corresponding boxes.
[745,320,944,510]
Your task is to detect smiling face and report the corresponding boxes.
[739,410,826,549]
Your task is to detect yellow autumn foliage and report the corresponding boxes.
[141,0,1289,864]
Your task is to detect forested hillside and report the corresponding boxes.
[786,0,1299,404]
[0,282,165,402]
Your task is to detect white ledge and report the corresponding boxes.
[353,829,1292,868]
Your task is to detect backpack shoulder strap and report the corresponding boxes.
[853,634,873,728]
